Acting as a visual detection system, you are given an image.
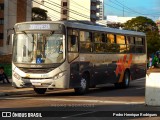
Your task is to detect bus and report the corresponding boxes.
[12,20,146,95]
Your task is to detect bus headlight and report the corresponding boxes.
[13,72,21,80]
[53,72,64,80]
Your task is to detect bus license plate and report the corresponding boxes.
[32,82,41,86]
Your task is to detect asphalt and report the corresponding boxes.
[0,79,34,97]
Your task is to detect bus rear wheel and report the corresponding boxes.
[114,71,130,88]
[34,88,47,94]
[74,74,89,95]
[114,83,121,88]
[122,71,130,88]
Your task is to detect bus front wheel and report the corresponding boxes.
[34,88,47,94]
[74,74,89,95]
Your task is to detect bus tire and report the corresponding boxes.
[34,88,47,94]
[122,71,130,88]
[74,74,89,95]
[114,83,121,88]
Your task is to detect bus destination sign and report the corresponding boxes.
[15,23,63,32]
[29,24,50,30]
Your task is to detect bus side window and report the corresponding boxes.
[126,36,135,53]
[71,35,76,45]
[80,31,92,53]
[68,29,78,52]
[116,35,126,53]
[135,37,144,53]
[70,35,77,51]
[106,33,115,53]
[68,36,78,52]
[94,32,106,53]
[102,33,106,42]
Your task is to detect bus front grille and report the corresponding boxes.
[19,68,54,73]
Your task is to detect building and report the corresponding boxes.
[107,16,135,24]
[0,0,32,55]
[33,0,41,7]
[96,16,134,27]
[33,0,101,22]
[97,0,104,20]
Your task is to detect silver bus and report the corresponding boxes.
[12,21,146,94]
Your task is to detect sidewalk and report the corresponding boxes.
[0,81,34,97]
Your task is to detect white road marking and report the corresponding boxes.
[0,97,33,100]
[0,97,144,105]
[0,97,144,104]
[35,98,145,105]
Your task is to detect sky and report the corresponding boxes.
[104,0,160,21]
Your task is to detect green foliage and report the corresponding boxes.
[107,23,124,29]
[124,16,160,55]
[32,7,48,21]
[0,64,12,78]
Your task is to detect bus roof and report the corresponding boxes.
[15,20,146,37]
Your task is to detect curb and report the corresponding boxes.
[0,92,8,97]
[0,90,34,97]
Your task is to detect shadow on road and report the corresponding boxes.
[13,82,144,98]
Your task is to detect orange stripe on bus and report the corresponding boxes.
[116,54,132,83]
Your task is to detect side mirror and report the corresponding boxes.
[7,35,10,45]
[71,35,76,45]
[7,34,14,45]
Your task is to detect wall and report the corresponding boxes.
[1,0,32,55]
[68,0,91,21]
[41,0,61,21]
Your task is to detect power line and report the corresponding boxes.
[32,0,103,25]
[70,0,90,12]
[32,0,81,21]
[37,0,108,25]
[105,0,145,16]
[8,0,106,27]
[32,0,107,25]
[47,0,107,25]
[106,0,160,18]
[113,0,148,16]
[116,0,160,15]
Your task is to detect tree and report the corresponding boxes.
[124,16,160,55]
[107,22,124,29]
[32,7,48,21]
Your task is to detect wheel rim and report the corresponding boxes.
[80,78,87,89]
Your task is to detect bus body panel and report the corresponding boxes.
[12,21,147,94]
[69,53,146,88]
[12,61,71,89]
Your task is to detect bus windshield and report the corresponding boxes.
[13,31,65,64]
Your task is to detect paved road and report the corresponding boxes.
[0,78,160,119]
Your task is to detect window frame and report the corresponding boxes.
[79,30,93,53]
[93,32,106,53]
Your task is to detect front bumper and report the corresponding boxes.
[12,75,69,89]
